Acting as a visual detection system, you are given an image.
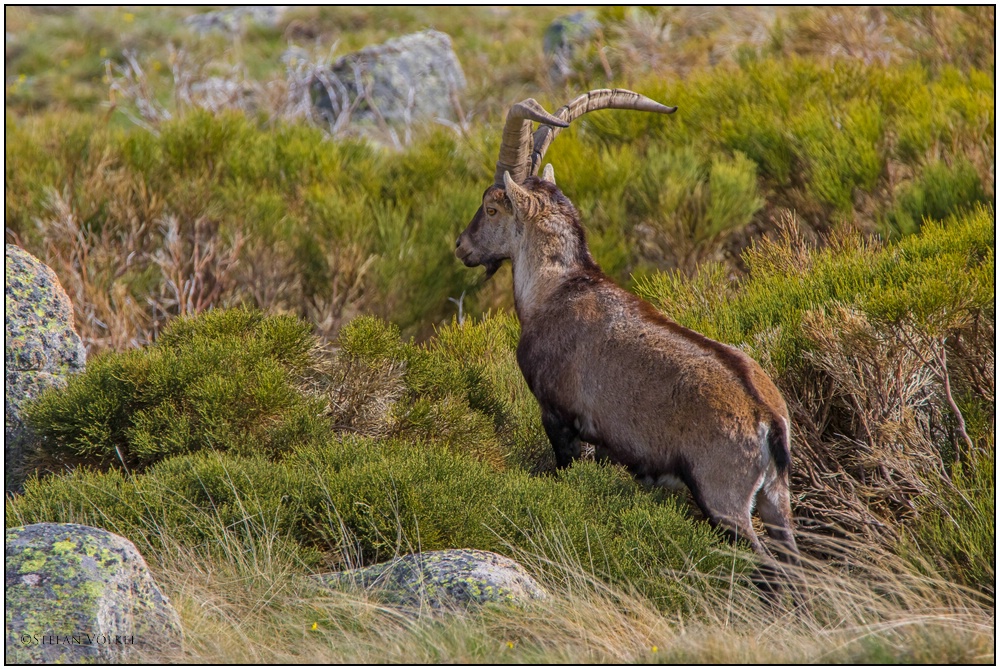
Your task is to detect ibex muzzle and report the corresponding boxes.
[456,89,800,585]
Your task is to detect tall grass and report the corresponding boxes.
[12,485,985,665]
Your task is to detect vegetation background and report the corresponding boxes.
[5,6,995,663]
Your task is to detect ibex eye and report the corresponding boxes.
[486,207,497,216]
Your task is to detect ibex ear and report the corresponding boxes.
[541,163,556,185]
[503,170,535,219]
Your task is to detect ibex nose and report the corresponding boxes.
[455,237,461,248]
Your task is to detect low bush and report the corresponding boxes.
[634,205,994,374]
[903,445,995,594]
[23,307,329,475]
[7,437,747,612]
[623,146,764,273]
[338,314,550,472]
[5,109,497,347]
[885,158,990,237]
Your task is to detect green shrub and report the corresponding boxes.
[4,113,62,242]
[581,59,991,231]
[7,436,749,611]
[338,313,550,471]
[903,445,995,593]
[718,103,795,184]
[634,205,994,373]
[886,158,990,236]
[793,98,884,212]
[24,308,329,474]
[619,146,763,272]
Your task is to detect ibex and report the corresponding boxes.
[455,89,800,575]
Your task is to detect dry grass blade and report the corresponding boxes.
[134,515,993,664]
[149,215,244,319]
[782,304,972,556]
[34,188,153,353]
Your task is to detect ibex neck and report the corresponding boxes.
[511,228,596,322]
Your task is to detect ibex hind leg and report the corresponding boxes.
[688,467,769,554]
[695,483,791,603]
[755,475,800,567]
[754,476,806,609]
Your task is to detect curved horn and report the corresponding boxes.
[529,89,676,177]
[494,99,569,186]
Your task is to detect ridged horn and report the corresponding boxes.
[529,89,676,177]
[494,99,569,186]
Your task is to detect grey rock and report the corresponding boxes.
[310,30,466,132]
[316,549,547,610]
[185,6,288,34]
[5,523,182,664]
[5,245,86,493]
[543,11,602,84]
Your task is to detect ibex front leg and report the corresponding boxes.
[542,409,581,469]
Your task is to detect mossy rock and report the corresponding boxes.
[4,523,181,664]
[316,549,547,610]
[5,245,86,493]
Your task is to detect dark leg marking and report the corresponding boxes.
[541,410,580,469]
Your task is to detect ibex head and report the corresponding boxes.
[456,89,676,278]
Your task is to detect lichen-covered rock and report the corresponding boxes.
[4,523,182,664]
[543,11,601,84]
[185,5,288,34]
[5,245,86,493]
[316,549,547,610]
[310,30,466,131]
